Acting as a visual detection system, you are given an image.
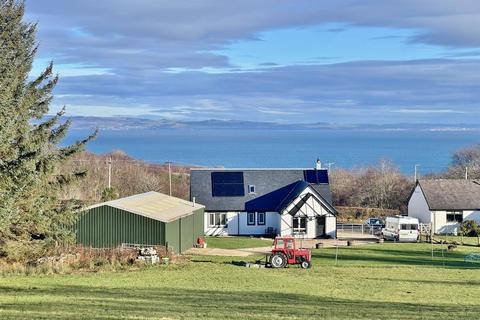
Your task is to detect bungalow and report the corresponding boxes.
[408,179,480,234]
[190,168,337,238]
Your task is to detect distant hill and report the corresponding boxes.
[61,116,480,132]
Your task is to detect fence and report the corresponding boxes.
[336,223,382,235]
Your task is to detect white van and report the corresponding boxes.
[381,216,419,242]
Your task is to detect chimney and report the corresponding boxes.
[192,197,196,207]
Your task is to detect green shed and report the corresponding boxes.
[75,191,204,253]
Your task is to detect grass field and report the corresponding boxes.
[435,235,480,246]
[205,236,272,249]
[1,243,480,319]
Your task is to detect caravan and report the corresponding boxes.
[381,216,419,242]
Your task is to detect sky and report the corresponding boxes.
[25,0,480,124]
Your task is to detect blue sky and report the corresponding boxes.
[25,0,480,124]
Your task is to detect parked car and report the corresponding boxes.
[381,216,419,242]
[364,217,384,229]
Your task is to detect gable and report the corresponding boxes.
[281,186,337,216]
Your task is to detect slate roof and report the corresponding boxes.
[86,191,204,223]
[417,179,480,210]
[190,168,333,212]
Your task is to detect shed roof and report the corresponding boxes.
[417,179,480,210]
[86,191,204,223]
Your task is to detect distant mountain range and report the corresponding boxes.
[60,116,480,132]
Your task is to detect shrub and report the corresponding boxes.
[459,220,480,237]
[0,240,55,263]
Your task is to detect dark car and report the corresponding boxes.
[364,218,385,231]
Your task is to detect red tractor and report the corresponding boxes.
[268,236,312,269]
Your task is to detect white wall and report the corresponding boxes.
[204,212,237,236]
[434,210,480,234]
[204,211,280,236]
[228,211,280,236]
[433,211,449,234]
[280,214,293,237]
[204,186,337,238]
[408,185,432,224]
[325,215,336,238]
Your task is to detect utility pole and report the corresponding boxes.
[465,167,469,180]
[107,157,112,189]
[414,164,420,183]
[168,162,172,196]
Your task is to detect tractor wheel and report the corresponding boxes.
[270,253,287,268]
[300,260,311,269]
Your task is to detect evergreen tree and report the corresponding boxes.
[0,0,95,257]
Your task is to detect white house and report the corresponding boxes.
[190,168,337,239]
[408,179,480,234]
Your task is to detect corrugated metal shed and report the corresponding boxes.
[75,192,204,253]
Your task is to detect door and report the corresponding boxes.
[316,216,326,238]
[285,238,296,263]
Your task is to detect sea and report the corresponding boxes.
[64,128,480,175]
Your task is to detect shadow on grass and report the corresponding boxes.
[0,285,478,319]
[366,277,480,287]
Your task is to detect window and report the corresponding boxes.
[286,239,294,249]
[247,212,256,225]
[293,217,307,232]
[446,211,463,223]
[275,239,284,249]
[401,224,418,230]
[257,212,266,225]
[248,185,256,194]
[209,213,227,227]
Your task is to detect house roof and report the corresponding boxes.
[190,168,333,212]
[85,191,204,223]
[417,179,480,210]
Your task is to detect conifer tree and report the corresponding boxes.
[0,0,95,257]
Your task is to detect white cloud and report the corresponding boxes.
[391,109,469,114]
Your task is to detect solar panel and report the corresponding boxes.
[211,172,245,197]
[303,169,329,184]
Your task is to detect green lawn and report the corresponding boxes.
[435,235,480,246]
[205,236,272,249]
[1,243,480,319]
